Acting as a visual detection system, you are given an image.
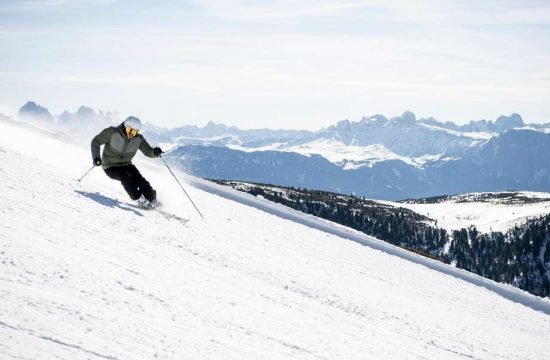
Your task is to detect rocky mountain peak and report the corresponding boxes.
[335,119,351,129]
[76,105,96,119]
[18,101,53,123]
[494,113,524,131]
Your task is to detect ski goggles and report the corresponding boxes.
[126,127,139,137]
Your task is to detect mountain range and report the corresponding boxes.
[13,101,550,200]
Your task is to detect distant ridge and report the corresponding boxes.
[13,101,550,200]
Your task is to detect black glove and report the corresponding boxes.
[153,147,163,157]
[93,157,102,166]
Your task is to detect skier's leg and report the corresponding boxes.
[104,166,141,200]
[127,165,156,201]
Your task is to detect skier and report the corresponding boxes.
[91,116,163,209]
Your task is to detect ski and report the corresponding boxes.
[146,206,190,226]
[76,191,190,227]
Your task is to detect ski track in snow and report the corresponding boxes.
[1,120,550,359]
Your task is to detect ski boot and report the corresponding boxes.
[137,195,154,210]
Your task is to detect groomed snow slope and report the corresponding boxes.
[391,195,550,233]
[1,120,550,359]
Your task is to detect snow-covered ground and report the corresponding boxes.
[278,139,418,167]
[418,122,495,140]
[1,119,550,359]
[229,139,446,169]
[390,194,550,233]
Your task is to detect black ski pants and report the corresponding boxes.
[104,164,156,201]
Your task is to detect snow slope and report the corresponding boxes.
[1,119,550,359]
[390,193,550,233]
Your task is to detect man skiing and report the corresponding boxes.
[91,116,163,209]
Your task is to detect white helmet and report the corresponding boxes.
[123,116,142,131]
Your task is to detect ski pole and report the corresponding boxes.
[160,155,205,220]
[162,146,179,155]
[78,165,95,182]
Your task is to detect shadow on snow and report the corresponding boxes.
[75,190,144,217]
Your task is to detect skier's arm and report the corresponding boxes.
[91,128,112,160]
[138,136,157,158]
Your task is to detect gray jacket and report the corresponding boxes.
[91,125,156,169]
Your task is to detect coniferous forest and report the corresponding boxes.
[215,180,550,298]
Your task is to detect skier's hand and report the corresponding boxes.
[93,157,102,166]
[153,147,163,157]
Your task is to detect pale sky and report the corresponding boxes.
[0,0,549,129]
